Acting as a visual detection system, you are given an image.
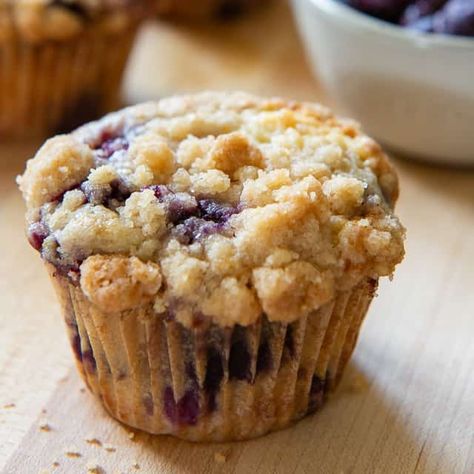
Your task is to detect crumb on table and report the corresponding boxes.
[214,452,227,464]
[65,447,81,458]
[86,460,102,474]
[39,421,52,432]
[85,436,102,446]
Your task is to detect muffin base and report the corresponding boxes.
[48,263,377,442]
[0,25,139,139]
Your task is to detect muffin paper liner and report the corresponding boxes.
[48,263,377,441]
[0,26,139,139]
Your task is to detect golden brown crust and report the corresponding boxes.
[18,136,94,210]
[80,255,162,312]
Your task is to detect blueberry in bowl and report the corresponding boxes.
[344,0,474,36]
[292,0,474,165]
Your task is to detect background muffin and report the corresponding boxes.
[18,92,405,441]
[156,0,268,20]
[0,0,151,139]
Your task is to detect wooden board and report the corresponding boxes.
[1,2,474,473]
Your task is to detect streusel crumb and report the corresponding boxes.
[81,256,162,312]
[19,92,405,327]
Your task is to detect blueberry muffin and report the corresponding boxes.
[18,92,405,441]
[156,0,267,20]
[0,0,151,139]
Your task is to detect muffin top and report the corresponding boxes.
[19,92,405,327]
[0,0,150,42]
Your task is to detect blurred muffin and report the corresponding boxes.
[156,0,267,20]
[19,92,405,441]
[0,0,151,139]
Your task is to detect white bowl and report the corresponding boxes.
[291,0,474,165]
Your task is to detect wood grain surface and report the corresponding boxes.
[1,2,474,473]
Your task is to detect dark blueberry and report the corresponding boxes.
[404,14,435,30]
[177,389,200,425]
[204,347,224,412]
[347,0,411,22]
[163,386,200,425]
[148,184,172,201]
[284,325,295,359]
[68,321,96,372]
[82,349,97,373]
[172,217,221,245]
[71,332,82,362]
[164,386,177,423]
[307,374,326,414]
[256,339,272,374]
[433,0,474,36]
[400,0,447,24]
[95,136,129,160]
[143,393,154,416]
[229,328,252,382]
[146,187,200,224]
[198,199,238,224]
[81,181,112,206]
[167,194,199,224]
[27,222,49,251]
[84,179,131,208]
[107,179,132,204]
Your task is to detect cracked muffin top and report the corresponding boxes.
[19,92,405,327]
[0,0,151,42]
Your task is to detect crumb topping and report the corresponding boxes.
[19,92,405,327]
[80,255,162,312]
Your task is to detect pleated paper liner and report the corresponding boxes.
[48,263,377,442]
[0,24,139,140]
